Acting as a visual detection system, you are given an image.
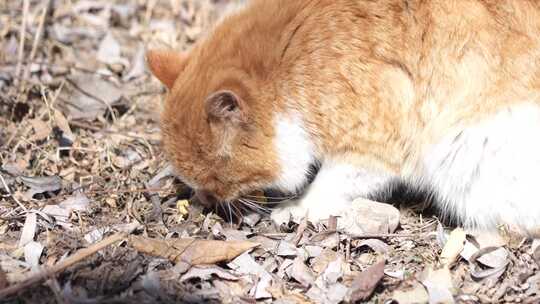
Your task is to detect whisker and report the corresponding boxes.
[239,199,271,214]
[231,203,243,218]
[244,194,298,200]
[227,202,233,225]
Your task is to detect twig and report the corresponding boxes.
[19,1,50,93]
[14,0,30,82]
[0,173,26,211]
[349,232,422,239]
[0,232,127,299]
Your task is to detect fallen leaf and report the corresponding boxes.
[20,175,62,198]
[312,248,339,274]
[23,241,43,269]
[227,252,273,299]
[176,200,190,218]
[420,267,455,304]
[290,257,316,287]
[253,272,273,299]
[347,260,385,302]
[54,109,76,143]
[355,239,390,254]
[59,193,90,213]
[181,266,238,282]
[130,236,258,265]
[123,44,146,81]
[28,118,51,142]
[307,282,348,304]
[243,213,261,227]
[384,269,405,280]
[339,198,400,235]
[97,32,127,66]
[322,257,344,284]
[469,246,509,281]
[276,240,297,257]
[440,228,466,267]
[146,164,175,189]
[18,212,37,247]
[60,73,123,120]
[391,282,429,304]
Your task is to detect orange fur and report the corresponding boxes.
[148,0,540,214]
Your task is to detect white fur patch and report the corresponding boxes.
[271,113,316,193]
[272,160,395,224]
[421,102,540,233]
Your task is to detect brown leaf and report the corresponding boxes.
[347,260,385,302]
[129,236,259,265]
[440,228,465,267]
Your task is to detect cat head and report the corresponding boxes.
[146,50,277,206]
[146,2,317,206]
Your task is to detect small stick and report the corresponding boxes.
[20,1,50,93]
[0,173,26,211]
[14,0,30,82]
[0,232,127,299]
[349,233,422,239]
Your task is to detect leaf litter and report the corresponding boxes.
[0,0,538,303]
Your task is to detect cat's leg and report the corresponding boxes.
[422,102,540,235]
[271,158,396,224]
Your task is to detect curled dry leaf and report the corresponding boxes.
[347,259,385,302]
[129,236,259,265]
[20,175,62,198]
[339,198,400,235]
[469,246,509,281]
[420,267,455,304]
[440,228,466,267]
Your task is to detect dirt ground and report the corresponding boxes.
[1,1,540,303]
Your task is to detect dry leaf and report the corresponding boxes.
[97,32,127,66]
[53,109,75,142]
[180,266,238,282]
[356,239,390,254]
[391,282,429,304]
[440,228,466,267]
[339,198,400,235]
[23,241,43,269]
[130,236,258,265]
[123,44,146,81]
[60,73,122,120]
[29,118,51,142]
[347,260,385,302]
[420,267,455,304]
[290,257,316,287]
[20,175,62,198]
[18,212,37,247]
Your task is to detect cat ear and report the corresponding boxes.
[205,90,247,124]
[146,49,188,89]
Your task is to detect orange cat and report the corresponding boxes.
[148,0,540,235]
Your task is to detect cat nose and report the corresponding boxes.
[195,190,218,207]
